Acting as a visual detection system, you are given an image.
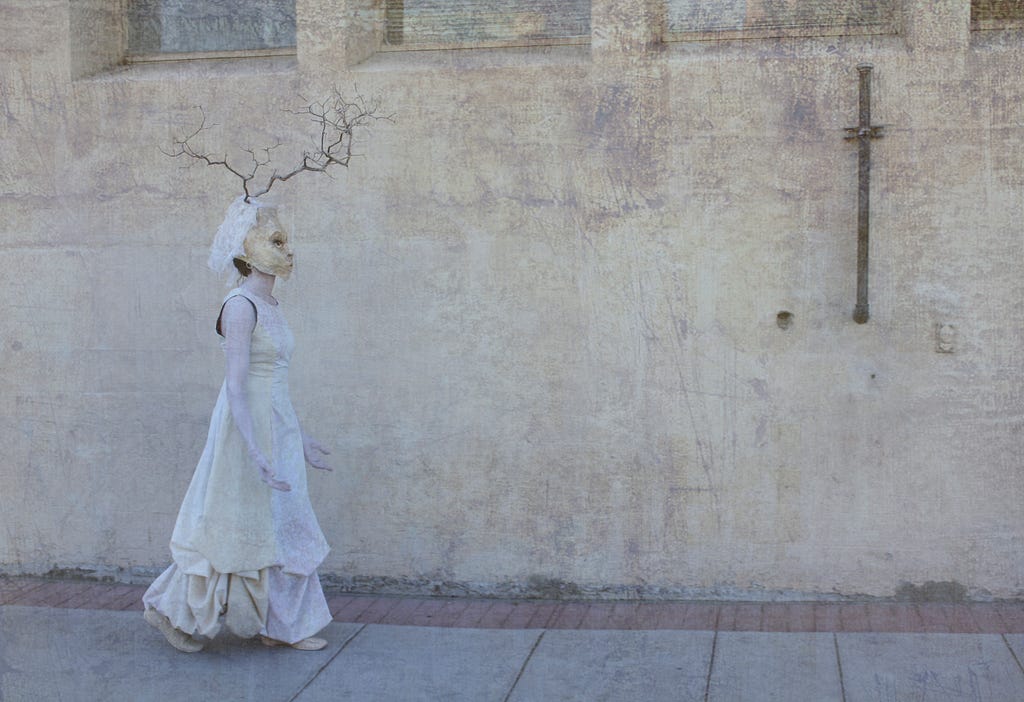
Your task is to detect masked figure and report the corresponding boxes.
[143,197,333,652]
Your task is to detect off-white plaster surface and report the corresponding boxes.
[1,1,1022,599]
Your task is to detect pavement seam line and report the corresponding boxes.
[703,628,719,702]
[502,630,546,702]
[833,633,848,702]
[286,622,368,702]
[1002,633,1024,678]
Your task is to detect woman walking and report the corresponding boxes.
[143,198,333,653]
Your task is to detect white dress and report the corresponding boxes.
[143,289,331,644]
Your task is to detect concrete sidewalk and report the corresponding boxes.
[3,578,1024,701]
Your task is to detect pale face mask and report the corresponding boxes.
[241,208,294,279]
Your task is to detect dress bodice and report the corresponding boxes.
[221,288,295,371]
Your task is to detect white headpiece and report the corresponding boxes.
[207,196,275,276]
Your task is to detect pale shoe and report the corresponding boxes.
[144,608,205,653]
[259,634,328,651]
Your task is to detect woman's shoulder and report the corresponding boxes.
[223,286,252,303]
[223,288,270,315]
[217,290,258,336]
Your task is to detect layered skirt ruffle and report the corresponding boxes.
[142,562,331,644]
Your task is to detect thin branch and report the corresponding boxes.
[165,89,393,202]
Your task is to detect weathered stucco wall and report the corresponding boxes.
[2,0,1022,600]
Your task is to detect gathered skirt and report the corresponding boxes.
[143,562,331,644]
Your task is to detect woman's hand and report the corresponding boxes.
[249,446,292,492]
[302,434,333,472]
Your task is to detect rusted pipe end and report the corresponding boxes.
[853,304,870,324]
[856,63,874,73]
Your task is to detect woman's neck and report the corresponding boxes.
[241,269,277,303]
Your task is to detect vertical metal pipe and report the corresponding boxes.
[852,63,873,324]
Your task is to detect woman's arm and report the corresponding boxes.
[221,296,291,492]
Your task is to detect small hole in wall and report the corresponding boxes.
[776,311,794,330]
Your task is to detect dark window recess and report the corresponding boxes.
[667,0,895,35]
[972,0,1024,22]
[126,0,296,55]
[384,0,590,47]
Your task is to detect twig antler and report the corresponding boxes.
[164,90,392,202]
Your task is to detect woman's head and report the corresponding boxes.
[208,197,292,281]
[240,207,294,279]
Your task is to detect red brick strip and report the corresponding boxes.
[549,602,589,629]
[452,599,498,628]
[812,603,842,632]
[838,603,872,632]
[717,603,763,631]
[970,603,1008,633]
[579,602,617,630]
[424,597,474,627]
[4,577,1024,633]
[352,597,402,624]
[996,603,1024,632]
[524,602,560,629]
[406,598,451,626]
[329,595,378,622]
[378,597,430,626]
[477,601,518,628]
[502,601,541,629]
[325,595,358,618]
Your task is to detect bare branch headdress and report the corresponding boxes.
[164,89,392,276]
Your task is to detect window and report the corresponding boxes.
[666,0,896,40]
[126,0,296,58]
[382,0,590,50]
[972,0,1024,28]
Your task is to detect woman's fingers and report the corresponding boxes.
[259,463,292,491]
[264,475,292,492]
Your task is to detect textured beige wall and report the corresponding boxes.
[2,0,1023,600]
